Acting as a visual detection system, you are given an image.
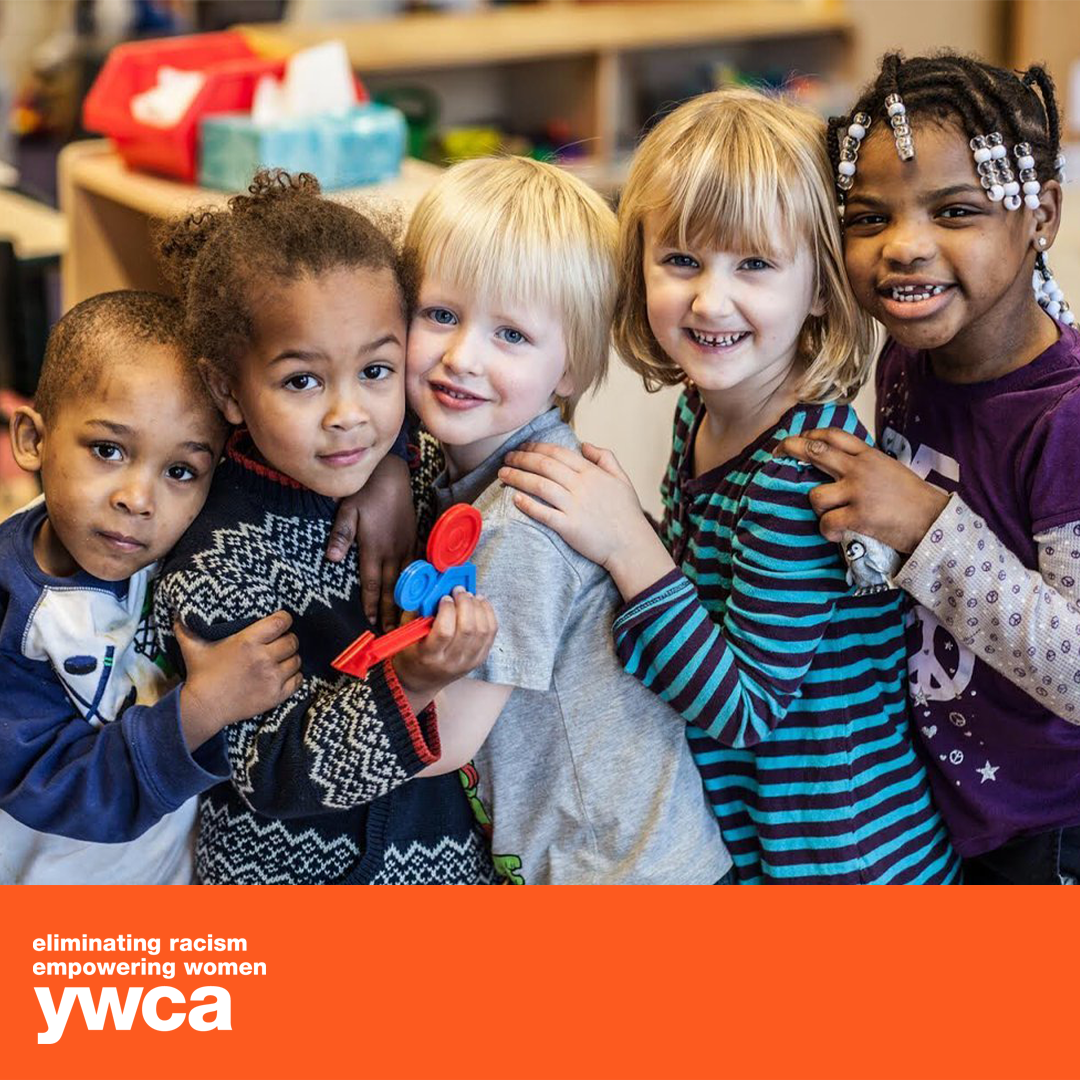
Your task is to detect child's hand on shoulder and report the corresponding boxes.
[326,453,417,631]
[392,589,497,714]
[499,442,675,600]
[776,428,950,553]
[176,612,302,750]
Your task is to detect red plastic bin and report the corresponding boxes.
[83,31,367,184]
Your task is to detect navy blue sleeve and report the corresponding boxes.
[0,683,229,843]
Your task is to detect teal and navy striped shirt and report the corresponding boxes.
[613,391,959,884]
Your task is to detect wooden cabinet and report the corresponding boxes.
[57,139,441,307]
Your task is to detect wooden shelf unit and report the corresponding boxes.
[238,0,853,164]
[57,140,442,307]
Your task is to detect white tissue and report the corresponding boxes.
[251,74,286,127]
[249,41,357,126]
[130,66,206,127]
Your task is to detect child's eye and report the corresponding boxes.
[496,327,528,346]
[359,363,393,381]
[90,442,123,462]
[283,373,319,391]
[662,253,699,269]
[846,212,887,228]
[426,307,457,326]
[166,463,198,483]
[938,206,979,221]
[738,257,772,272]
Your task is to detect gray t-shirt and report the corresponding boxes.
[433,409,731,884]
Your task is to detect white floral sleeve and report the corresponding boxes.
[897,494,1080,723]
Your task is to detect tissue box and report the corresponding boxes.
[198,103,407,192]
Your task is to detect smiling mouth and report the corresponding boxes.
[885,284,950,302]
[430,381,487,404]
[685,329,750,348]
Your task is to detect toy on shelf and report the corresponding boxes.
[82,31,288,182]
[332,504,482,680]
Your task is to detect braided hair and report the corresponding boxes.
[830,52,1061,195]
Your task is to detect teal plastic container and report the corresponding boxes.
[198,101,406,191]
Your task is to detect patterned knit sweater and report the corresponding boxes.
[612,390,960,884]
[155,432,492,884]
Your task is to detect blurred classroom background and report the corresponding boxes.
[1,0,1078,517]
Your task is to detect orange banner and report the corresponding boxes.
[0,886,1075,1080]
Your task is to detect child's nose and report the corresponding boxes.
[882,223,936,266]
[442,330,482,376]
[111,476,154,517]
[323,387,369,431]
[691,274,736,320]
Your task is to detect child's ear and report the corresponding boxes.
[1032,178,1063,250]
[555,370,575,400]
[10,407,46,474]
[199,360,245,426]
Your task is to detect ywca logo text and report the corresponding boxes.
[35,986,231,1043]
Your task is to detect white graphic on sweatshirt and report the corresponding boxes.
[21,569,172,727]
[885,424,993,783]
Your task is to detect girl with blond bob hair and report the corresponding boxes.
[615,87,875,401]
[502,88,958,883]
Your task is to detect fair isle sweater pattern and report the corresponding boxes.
[613,390,960,884]
[155,430,492,885]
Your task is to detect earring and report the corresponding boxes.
[1037,236,1048,249]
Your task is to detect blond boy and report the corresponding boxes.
[406,158,731,884]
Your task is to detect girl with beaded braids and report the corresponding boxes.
[500,88,960,884]
[780,52,1080,884]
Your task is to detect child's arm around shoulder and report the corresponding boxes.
[499,440,677,599]
[896,387,1080,722]
[781,392,1080,722]
[323,421,442,631]
[501,432,853,746]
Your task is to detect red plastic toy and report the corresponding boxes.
[331,505,482,680]
[82,31,367,182]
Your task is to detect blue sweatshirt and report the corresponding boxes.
[0,497,228,884]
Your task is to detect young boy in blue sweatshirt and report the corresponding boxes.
[0,291,300,884]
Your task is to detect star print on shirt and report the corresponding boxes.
[977,761,999,783]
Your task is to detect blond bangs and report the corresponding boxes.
[414,194,545,316]
[645,122,817,262]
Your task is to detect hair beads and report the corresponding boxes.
[1034,255,1076,326]
[836,112,870,216]
[885,93,914,161]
